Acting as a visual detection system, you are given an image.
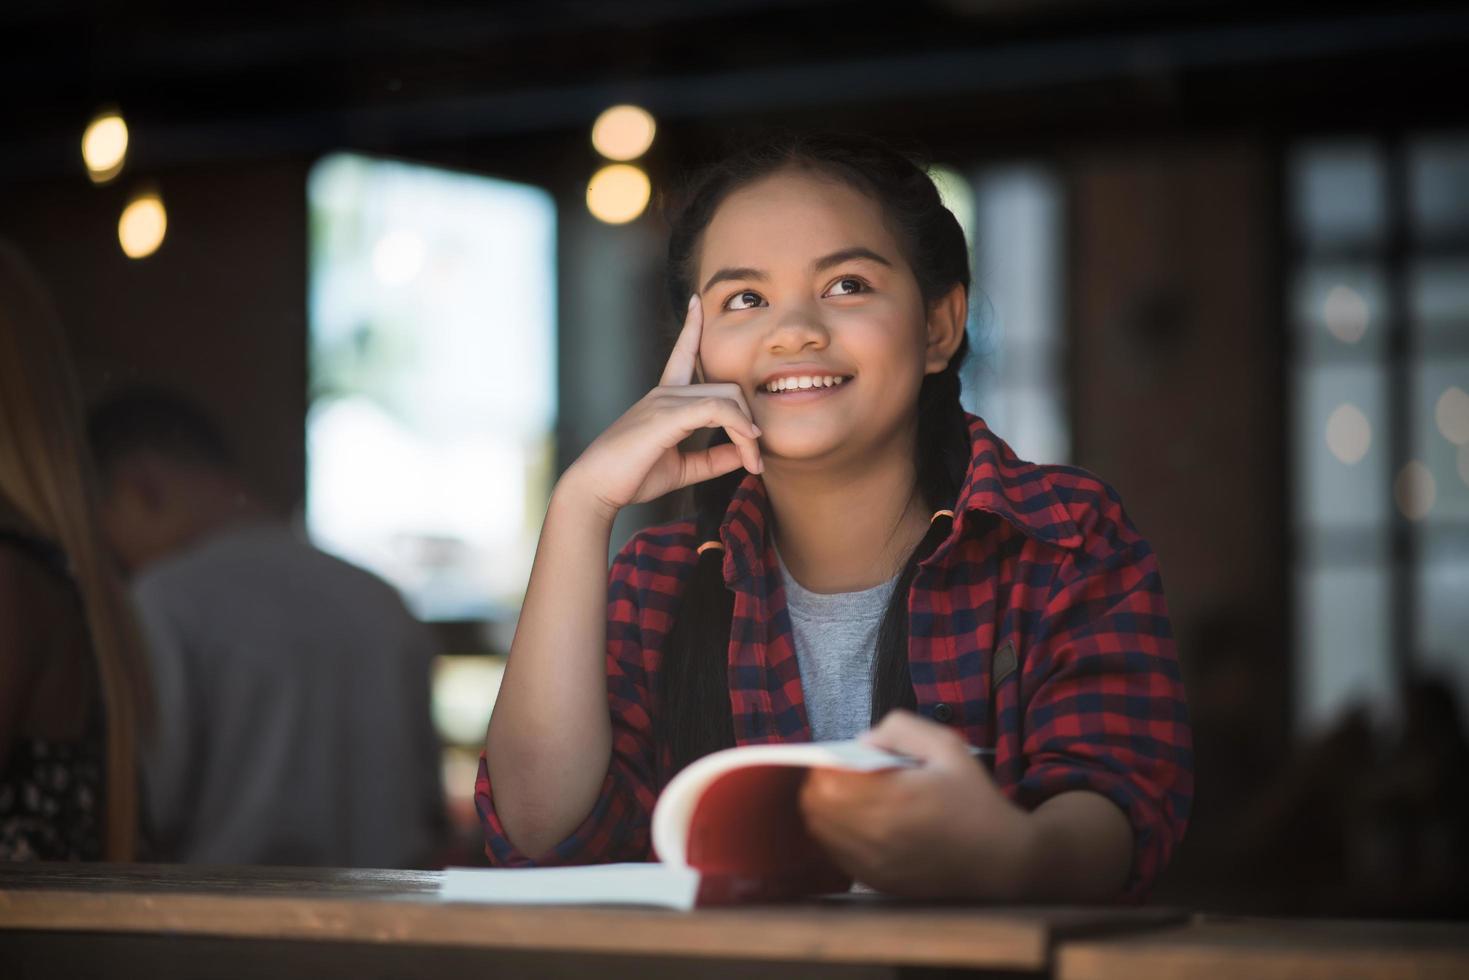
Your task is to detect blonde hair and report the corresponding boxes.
[0,240,154,860]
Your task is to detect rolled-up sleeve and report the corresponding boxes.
[475,537,664,866]
[1015,534,1193,901]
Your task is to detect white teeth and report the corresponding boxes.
[764,375,848,392]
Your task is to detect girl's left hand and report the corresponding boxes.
[799,710,1035,899]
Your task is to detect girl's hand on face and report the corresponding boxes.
[559,295,763,520]
[799,710,1036,900]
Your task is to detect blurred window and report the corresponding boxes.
[306,153,557,623]
[961,165,1070,464]
[1290,134,1469,733]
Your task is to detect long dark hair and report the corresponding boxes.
[656,134,973,775]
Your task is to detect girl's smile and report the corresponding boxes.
[757,364,854,402]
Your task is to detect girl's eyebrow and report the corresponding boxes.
[702,266,767,294]
[812,245,893,273]
[700,246,893,295]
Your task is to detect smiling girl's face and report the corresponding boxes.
[695,167,955,466]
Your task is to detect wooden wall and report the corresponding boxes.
[0,162,310,514]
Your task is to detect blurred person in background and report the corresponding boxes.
[0,241,153,861]
[88,389,446,868]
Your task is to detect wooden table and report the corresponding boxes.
[1056,914,1469,980]
[0,864,1183,979]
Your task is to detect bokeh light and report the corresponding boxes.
[82,109,129,184]
[1322,284,1369,344]
[1434,385,1469,445]
[1325,403,1371,464]
[586,164,651,224]
[591,105,656,161]
[1394,461,1436,520]
[118,190,166,259]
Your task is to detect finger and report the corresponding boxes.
[692,436,759,483]
[661,383,757,426]
[859,710,969,766]
[800,771,889,847]
[676,442,745,487]
[804,768,875,807]
[799,780,854,848]
[668,397,762,473]
[804,815,867,870]
[659,295,703,387]
[656,385,762,472]
[699,385,763,472]
[800,788,882,877]
[729,428,763,474]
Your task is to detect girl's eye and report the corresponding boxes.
[725,290,765,311]
[825,276,869,297]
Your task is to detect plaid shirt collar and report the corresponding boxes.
[715,413,1083,586]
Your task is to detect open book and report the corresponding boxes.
[441,739,991,909]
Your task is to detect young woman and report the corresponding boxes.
[480,135,1192,901]
[0,241,153,861]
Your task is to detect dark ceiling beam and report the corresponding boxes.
[4,7,1468,181]
[7,0,846,77]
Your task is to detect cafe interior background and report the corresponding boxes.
[2,0,1467,918]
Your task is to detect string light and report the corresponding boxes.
[591,105,656,162]
[118,189,167,259]
[587,164,650,225]
[82,109,129,184]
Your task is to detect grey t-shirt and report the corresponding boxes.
[131,521,445,868]
[776,551,900,741]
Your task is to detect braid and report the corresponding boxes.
[870,362,971,721]
[656,438,742,776]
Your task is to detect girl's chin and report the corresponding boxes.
[754,424,856,465]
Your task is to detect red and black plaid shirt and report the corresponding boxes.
[476,415,1193,898]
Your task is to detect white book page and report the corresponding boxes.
[439,863,701,910]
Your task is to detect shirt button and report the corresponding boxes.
[931,703,954,724]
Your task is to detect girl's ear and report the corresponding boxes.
[923,283,967,375]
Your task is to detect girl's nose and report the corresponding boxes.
[763,304,830,353]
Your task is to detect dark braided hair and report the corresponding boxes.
[657,134,973,776]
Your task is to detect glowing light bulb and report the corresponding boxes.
[118,190,166,259]
[591,105,656,162]
[587,164,651,225]
[83,110,129,184]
